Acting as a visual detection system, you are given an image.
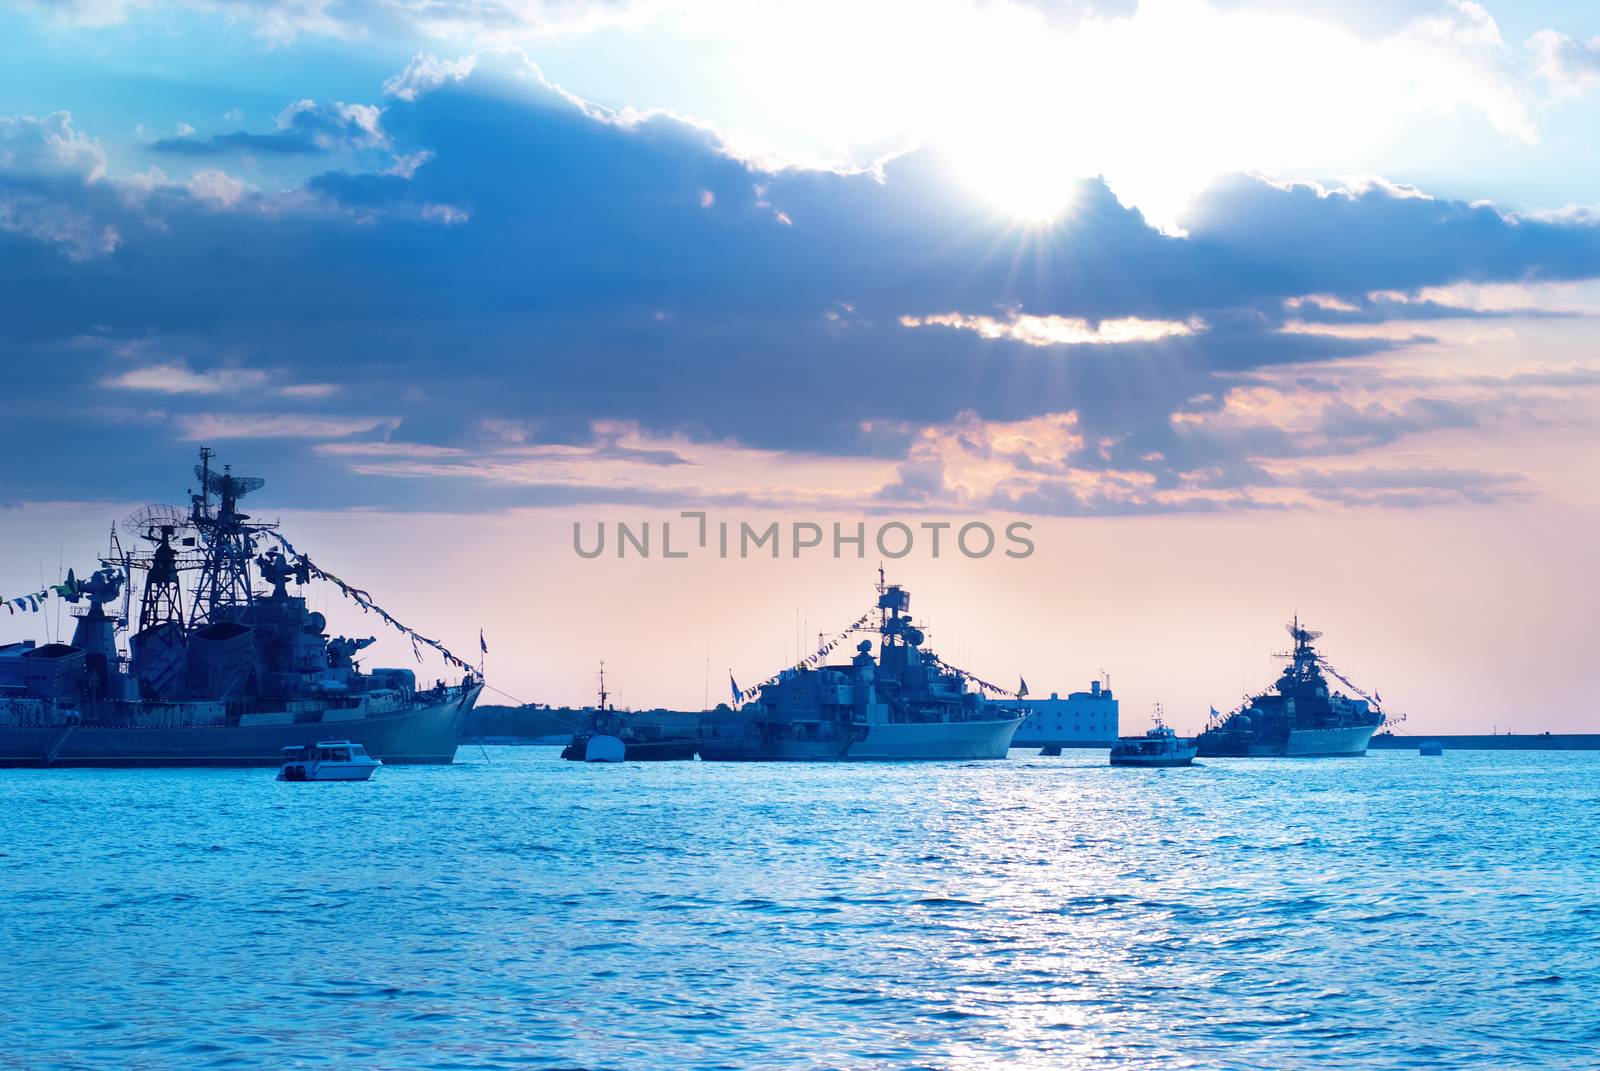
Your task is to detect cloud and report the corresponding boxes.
[1282,465,1525,507]
[1181,175,1600,296]
[102,361,338,397]
[0,190,119,260]
[176,413,399,440]
[900,312,1200,346]
[151,99,388,157]
[11,2,1552,227]
[17,0,352,40]
[185,167,252,206]
[0,112,106,181]
[154,130,325,156]
[1530,29,1600,99]
[0,115,118,257]
[103,363,270,394]
[1283,291,1580,325]
[19,0,665,42]
[383,52,480,102]
[2,58,1600,514]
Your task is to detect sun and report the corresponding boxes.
[937,131,1084,224]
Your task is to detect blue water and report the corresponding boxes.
[2,749,1597,1070]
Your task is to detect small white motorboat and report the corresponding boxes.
[277,740,383,781]
[1109,706,1198,768]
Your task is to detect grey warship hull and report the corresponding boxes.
[1195,618,1387,759]
[704,576,1028,762]
[1,450,487,770]
[0,686,479,768]
[697,717,1025,762]
[1194,722,1377,758]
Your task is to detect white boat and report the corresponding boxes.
[277,740,383,781]
[1109,707,1197,768]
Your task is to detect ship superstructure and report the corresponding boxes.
[699,574,1025,761]
[1195,618,1387,758]
[0,450,481,767]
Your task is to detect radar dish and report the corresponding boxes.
[1286,621,1322,642]
[194,466,265,499]
[121,504,190,541]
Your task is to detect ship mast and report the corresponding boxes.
[137,526,185,631]
[186,447,269,629]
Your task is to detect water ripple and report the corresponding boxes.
[2,748,1597,1069]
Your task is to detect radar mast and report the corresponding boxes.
[186,447,271,628]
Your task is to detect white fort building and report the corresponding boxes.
[994,678,1119,748]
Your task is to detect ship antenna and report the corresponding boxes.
[597,660,608,712]
[196,446,213,519]
[109,522,132,631]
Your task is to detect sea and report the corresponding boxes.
[2,748,1596,1070]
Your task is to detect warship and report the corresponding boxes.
[698,575,1025,761]
[1195,618,1387,758]
[0,449,481,768]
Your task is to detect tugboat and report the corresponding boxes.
[1109,705,1196,767]
[1196,618,1388,758]
[698,572,1025,761]
[0,449,482,767]
[560,663,697,762]
[277,740,382,781]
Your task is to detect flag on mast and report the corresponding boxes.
[1018,677,1029,698]
[479,629,488,654]
[730,673,741,704]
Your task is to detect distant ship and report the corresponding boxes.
[698,574,1025,761]
[1196,618,1387,758]
[560,662,697,761]
[1109,705,1196,767]
[0,449,481,768]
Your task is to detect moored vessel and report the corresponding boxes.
[1109,706,1197,767]
[278,740,383,781]
[560,663,697,762]
[0,450,482,768]
[1196,618,1388,758]
[698,573,1025,761]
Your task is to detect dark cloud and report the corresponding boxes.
[150,100,385,158]
[1285,295,1579,325]
[3,60,1599,512]
[1184,175,1600,296]
[153,130,326,155]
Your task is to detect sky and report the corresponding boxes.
[1,0,1598,732]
